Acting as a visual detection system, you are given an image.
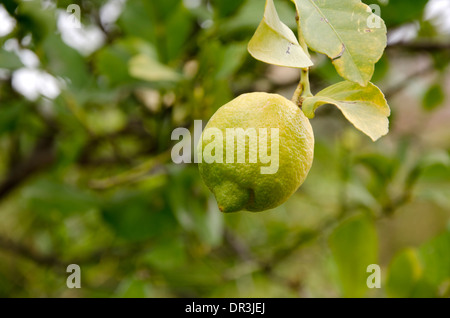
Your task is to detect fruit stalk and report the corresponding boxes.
[292,12,313,107]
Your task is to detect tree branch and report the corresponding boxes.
[0,234,65,269]
[0,135,56,202]
[387,41,450,51]
[0,232,151,271]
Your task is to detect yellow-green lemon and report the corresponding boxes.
[197,92,314,212]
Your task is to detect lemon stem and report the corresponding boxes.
[292,13,313,107]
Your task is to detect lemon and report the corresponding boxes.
[197,92,314,212]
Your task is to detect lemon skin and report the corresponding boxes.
[198,92,314,212]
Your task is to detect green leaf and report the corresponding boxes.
[418,230,450,289]
[248,0,312,68]
[405,151,450,190]
[22,178,98,216]
[118,0,194,63]
[291,0,387,86]
[165,3,194,62]
[356,153,397,182]
[213,0,244,18]
[422,83,445,111]
[115,277,152,297]
[118,1,157,44]
[385,249,423,298]
[167,166,224,247]
[386,231,450,298]
[101,189,177,242]
[303,81,390,141]
[42,34,91,91]
[215,42,248,79]
[222,0,297,33]
[17,0,56,43]
[198,40,246,80]
[128,54,181,82]
[0,101,25,135]
[0,49,23,70]
[143,238,186,270]
[329,214,378,297]
[95,41,135,86]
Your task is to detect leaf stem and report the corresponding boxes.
[300,68,312,98]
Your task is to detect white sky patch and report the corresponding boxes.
[4,38,40,68]
[100,0,126,30]
[41,0,56,10]
[21,34,32,46]
[0,4,16,37]
[57,10,105,56]
[387,22,420,45]
[5,39,63,100]
[424,0,450,34]
[201,19,213,29]
[183,0,201,9]
[12,68,61,101]
[388,0,450,44]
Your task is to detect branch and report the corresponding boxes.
[223,228,255,262]
[0,135,55,202]
[0,234,65,269]
[0,232,150,271]
[387,41,450,52]
[77,118,152,166]
[384,64,435,99]
[222,227,308,295]
[88,151,170,190]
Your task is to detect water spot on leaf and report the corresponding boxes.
[286,43,292,55]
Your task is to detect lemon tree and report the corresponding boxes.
[199,0,390,213]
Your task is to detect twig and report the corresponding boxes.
[384,64,435,99]
[223,228,255,262]
[0,135,55,202]
[387,41,450,51]
[0,232,151,270]
[89,151,171,190]
[0,234,65,269]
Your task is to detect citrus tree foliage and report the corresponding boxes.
[0,0,449,297]
[249,0,389,140]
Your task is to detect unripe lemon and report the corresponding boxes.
[198,92,314,212]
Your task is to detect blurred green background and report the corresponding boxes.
[0,0,449,297]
